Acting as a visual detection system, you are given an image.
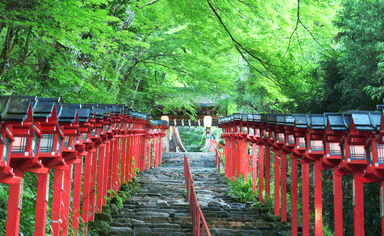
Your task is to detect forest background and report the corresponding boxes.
[1,0,384,235]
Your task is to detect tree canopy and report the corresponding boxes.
[1,0,383,115]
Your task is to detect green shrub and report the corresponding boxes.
[228,174,256,203]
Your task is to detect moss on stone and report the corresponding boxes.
[88,220,111,235]
[94,212,112,222]
[102,204,111,214]
[110,195,123,209]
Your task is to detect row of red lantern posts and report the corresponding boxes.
[218,108,384,236]
[0,96,168,236]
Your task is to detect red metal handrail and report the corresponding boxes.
[210,140,225,173]
[184,154,211,236]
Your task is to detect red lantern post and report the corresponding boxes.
[271,115,288,221]
[246,114,262,196]
[260,114,271,199]
[361,106,384,235]
[301,114,327,236]
[322,113,350,236]
[292,114,310,236]
[56,103,81,235]
[281,115,297,235]
[338,111,380,236]
[0,102,23,236]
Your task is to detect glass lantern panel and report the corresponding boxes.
[368,144,373,164]
[249,128,254,135]
[81,133,88,141]
[256,129,260,137]
[298,137,306,148]
[2,136,11,163]
[288,135,295,144]
[12,137,28,153]
[377,144,384,164]
[329,143,341,155]
[63,136,70,149]
[104,125,110,132]
[237,126,240,133]
[91,129,96,136]
[263,131,270,138]
[349,145,366,160]
[57,136,63,154]
[231,127,234,133]
[271,132,275,140]
[39,134,54,153]
[31,132,39,155]
[278,133,285,142]
[310,140,324,151]
[242,127,248,134]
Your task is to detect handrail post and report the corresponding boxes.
[281,153,287,222]
[291,157,298,236]
[6,178,23,236]
[259,144,264,203]
[33,172,49,236]
[252,143,257,194]
[274,150,280,217]
[302,163,310,236]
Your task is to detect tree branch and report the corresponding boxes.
[205,0,281,84]
[139,0,162,9]
[141,61,196,79]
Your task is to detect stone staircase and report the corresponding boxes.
[108,152,292,236]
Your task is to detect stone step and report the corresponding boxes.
[107,152,291,236]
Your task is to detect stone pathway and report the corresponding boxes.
[108,152,291,236]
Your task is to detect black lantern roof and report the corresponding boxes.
[241,113,248,122]
[233,113,242,121]
[285,115,295,126]
[57,104,80,123]
[310,114,326,130]
[0,95,37,121]
[267,114,276,125]
[115,105,124,115]
[78,107,91,123]
[276,115,286,126]
[324,113,351,131]
[294,114,310,129]
[93,107,104,120]
[131,112,139,119]
[126,109,133,117]
[33,97,60,118]
[150,120,168,127]
[252,114,262,123]
[229,115,234,122]
[347,111,381,132]
[261,114,268,123]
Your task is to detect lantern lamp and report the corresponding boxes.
[338,111,377,175]
[33,98,66,169]
[261,114,270,139]
[321,113,351,169]
[282,115,296,154]
[57,104,80,163]
[0,124,16,182]
[204,115,212,128]
[266,114,277,144]
[302,114,327,164]
[292,114,310,159]
[75,106,92,156]
[360,108,384,183]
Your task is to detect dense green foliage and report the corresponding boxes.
[2,0,384,235]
